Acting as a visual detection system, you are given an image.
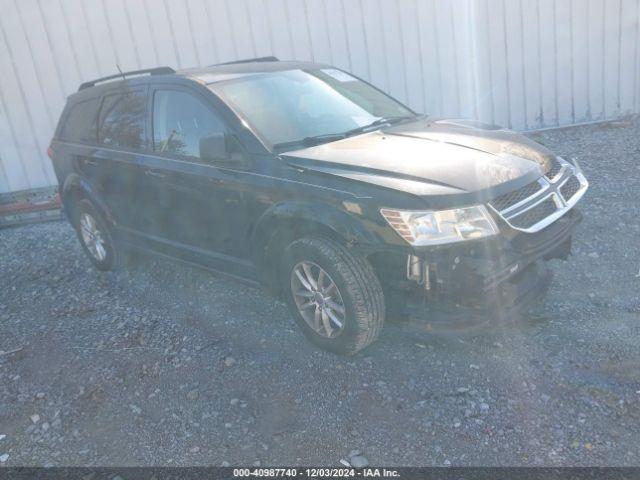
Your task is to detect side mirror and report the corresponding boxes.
[199,132,248,166]
[199,132,228,161]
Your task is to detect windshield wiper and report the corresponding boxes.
[343,115,418,136]
[274,133,348,151]
[273,115,422,152]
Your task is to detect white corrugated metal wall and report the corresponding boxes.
[0,0,638,194]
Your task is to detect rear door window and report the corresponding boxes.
[152,89,226,159]
[98,90,148,150]
[59,98,100,143]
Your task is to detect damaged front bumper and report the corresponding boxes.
[370,208,582,318]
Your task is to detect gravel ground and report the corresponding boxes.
[1,117,639,467]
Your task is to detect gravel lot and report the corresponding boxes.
[1,117,640,467]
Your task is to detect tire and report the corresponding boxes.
[74,199,119,271]
[282,236,385,355]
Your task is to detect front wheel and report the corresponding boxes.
[282,237,385,355]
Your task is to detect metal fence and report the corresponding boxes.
[0,0,638,194]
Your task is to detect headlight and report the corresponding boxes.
[380,205,499,246]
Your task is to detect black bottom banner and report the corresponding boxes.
[0,467,639,480]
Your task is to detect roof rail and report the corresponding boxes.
[213,56,280,66]
[78,66,176,91]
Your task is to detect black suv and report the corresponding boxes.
[49,58,588,355]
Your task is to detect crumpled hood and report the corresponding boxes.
[281,118,556,197]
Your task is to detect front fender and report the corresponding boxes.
[249,201,386,294]
[252,201,382,254]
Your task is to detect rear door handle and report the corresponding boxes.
[145,169,166,179]
[84,159,98,166]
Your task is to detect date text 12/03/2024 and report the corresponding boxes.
[232,468,401,477]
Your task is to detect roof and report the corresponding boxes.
[179,59,327,84]
[68,58,327,102]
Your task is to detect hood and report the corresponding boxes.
[281,118,556,198]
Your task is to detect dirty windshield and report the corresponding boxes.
[209,68,415,149]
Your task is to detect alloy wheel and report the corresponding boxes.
[290,261,346,338]
[79,212,107,262]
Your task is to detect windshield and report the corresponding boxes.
[208,68,415,149]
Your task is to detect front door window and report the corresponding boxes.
[152,89,226,160]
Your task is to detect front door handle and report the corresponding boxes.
[84,159,98,167]
[145,170,166,179]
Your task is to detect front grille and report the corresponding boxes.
[490,181,543,211]
[489,158,587,233]
[545,157,563,180]
[509,197,558,229]
[560,175,581,200]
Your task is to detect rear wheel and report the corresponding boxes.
[74,199,118,271]
[282,236,385,355]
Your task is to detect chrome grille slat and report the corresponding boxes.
[509,196,558,229]
[502,185,556,220]
[490,180,544,212]
[488,157,588,233]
